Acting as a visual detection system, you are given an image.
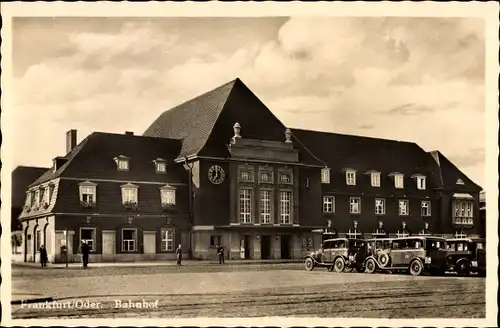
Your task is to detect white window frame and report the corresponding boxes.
[346,170,356,186]
[121,183,139,204]
[416,176,426,190]
[25,192,32,207]
[43,186,50,204]
[160,185,176,205]
[34,190,40,206]
[394,174,404,189]
[421,201,431,217]
[260,189,272,224]
[465,202,473,218]
[371,172,381,187]
[80,227,96,252]
[375,198,386,215]
[398,199,409,216]
[321,168,331,184]
[114,155,130,171]
[280,190,293,224]
[323,196,335,213]
[156,162,166,173]
[239,188,252,223]
[121,228,137,252]
[79,181,97,204]
[279,171,293,185]
[161,228,175,251]
[238,166,254,183]
[259,170,273,184]
[349,197,361,214]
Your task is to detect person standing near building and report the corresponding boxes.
[39,245,48,267]
[80,241,90,269]
[217,244,225,264]
[176,244,182,265]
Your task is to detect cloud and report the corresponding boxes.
[11,17,486,187]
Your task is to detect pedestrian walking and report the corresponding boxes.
[217,244,225,264]
[39,245,48,267]
[80,241,90,269]
[176,244,182,265]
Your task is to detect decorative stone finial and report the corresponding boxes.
[285,128,292,143]
[327,220,332,228]
[378,221,383,229]
[402,221,407,229]
[424,222,429,229]
[353,221,358,229]
[233,122,241,141]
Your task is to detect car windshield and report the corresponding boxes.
[426,239,446,250]
[349,240,365,248]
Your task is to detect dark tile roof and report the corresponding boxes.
[143,78,324,166]
[30,132,185,186]
[143,79,237,159]
[429,150,482,191]
[291,128,443,195]
[11,166,50,208]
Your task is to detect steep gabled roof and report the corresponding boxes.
[143,79,237,159]
[11,166,50,208]
[30,132,184,186]
[429,150,482,191]
[143,78,324,166]
[291,128,442,194]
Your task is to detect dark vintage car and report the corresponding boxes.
[445,238,486,276]
[364,236,448,276]
[304,238,368,273]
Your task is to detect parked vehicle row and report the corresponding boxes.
[304,236,486,277]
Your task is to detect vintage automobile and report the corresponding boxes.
[445,238,486,276]
[304,238,368,273]
[363,236,448,276]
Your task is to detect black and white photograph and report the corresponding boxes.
[1,2,498,326]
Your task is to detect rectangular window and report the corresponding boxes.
[417,177,426,190]
[375,198,385,215]
[260,189,272,224]
[210,235,223,246]
[44,186,50,203]
[81,186,96,203]
[279,172,292,184]
[25,193,32,206]
[239,189,252,223]
[346,171,356,185]
[241,171,252,181]
[321,168,330,184]
[398,199,409,216]
[280,191,292,224]
[395,174,404,188]
[161,229,174,251]
[156,162,166,173]
[465,203,473,217]
[259,171,273,183]
[122,229,137,252]
[118,159,129,171]
[80,228,96,251]
[371,173,381,187]
[34,190,40,205]
[323,196,335,213]
[122,187,138,203]
[421,201,431,217]
[161,189,176,205]
[349,197,361,214]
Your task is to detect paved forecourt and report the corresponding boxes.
[11,263,485,319]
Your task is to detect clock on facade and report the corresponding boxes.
[208,165,225,184]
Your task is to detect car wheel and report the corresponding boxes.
[378,252,390,268]
[457,261,471,276]
[334,257,345,273]
[364,258,376,274]
[409,259,424,276]
[304,258,315,271]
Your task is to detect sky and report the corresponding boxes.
[11,16,486,187]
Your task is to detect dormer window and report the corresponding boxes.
[346,170,356,185]
[153,158,167,174]
[321,168,331,184]
[114,155,130,171]
[371,172,381,187]
[25,192,32,207]
[79,181,97,207]
[34,189,40,205]
[456,178,465,185]
[417,176,426,190]
[394,174,404,189]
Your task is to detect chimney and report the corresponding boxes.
[125,131,134,136]
[66,130,77,154]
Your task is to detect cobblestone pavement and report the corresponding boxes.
[11,263,485,319]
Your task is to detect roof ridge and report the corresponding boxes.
[291,127,418,145]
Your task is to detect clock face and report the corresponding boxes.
[208,165,225,184]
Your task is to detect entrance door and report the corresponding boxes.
[280,235,292,259]
[261,235,272,259]
[102,231,116,261]
[143,231,156,255]
[244,235,251,259]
